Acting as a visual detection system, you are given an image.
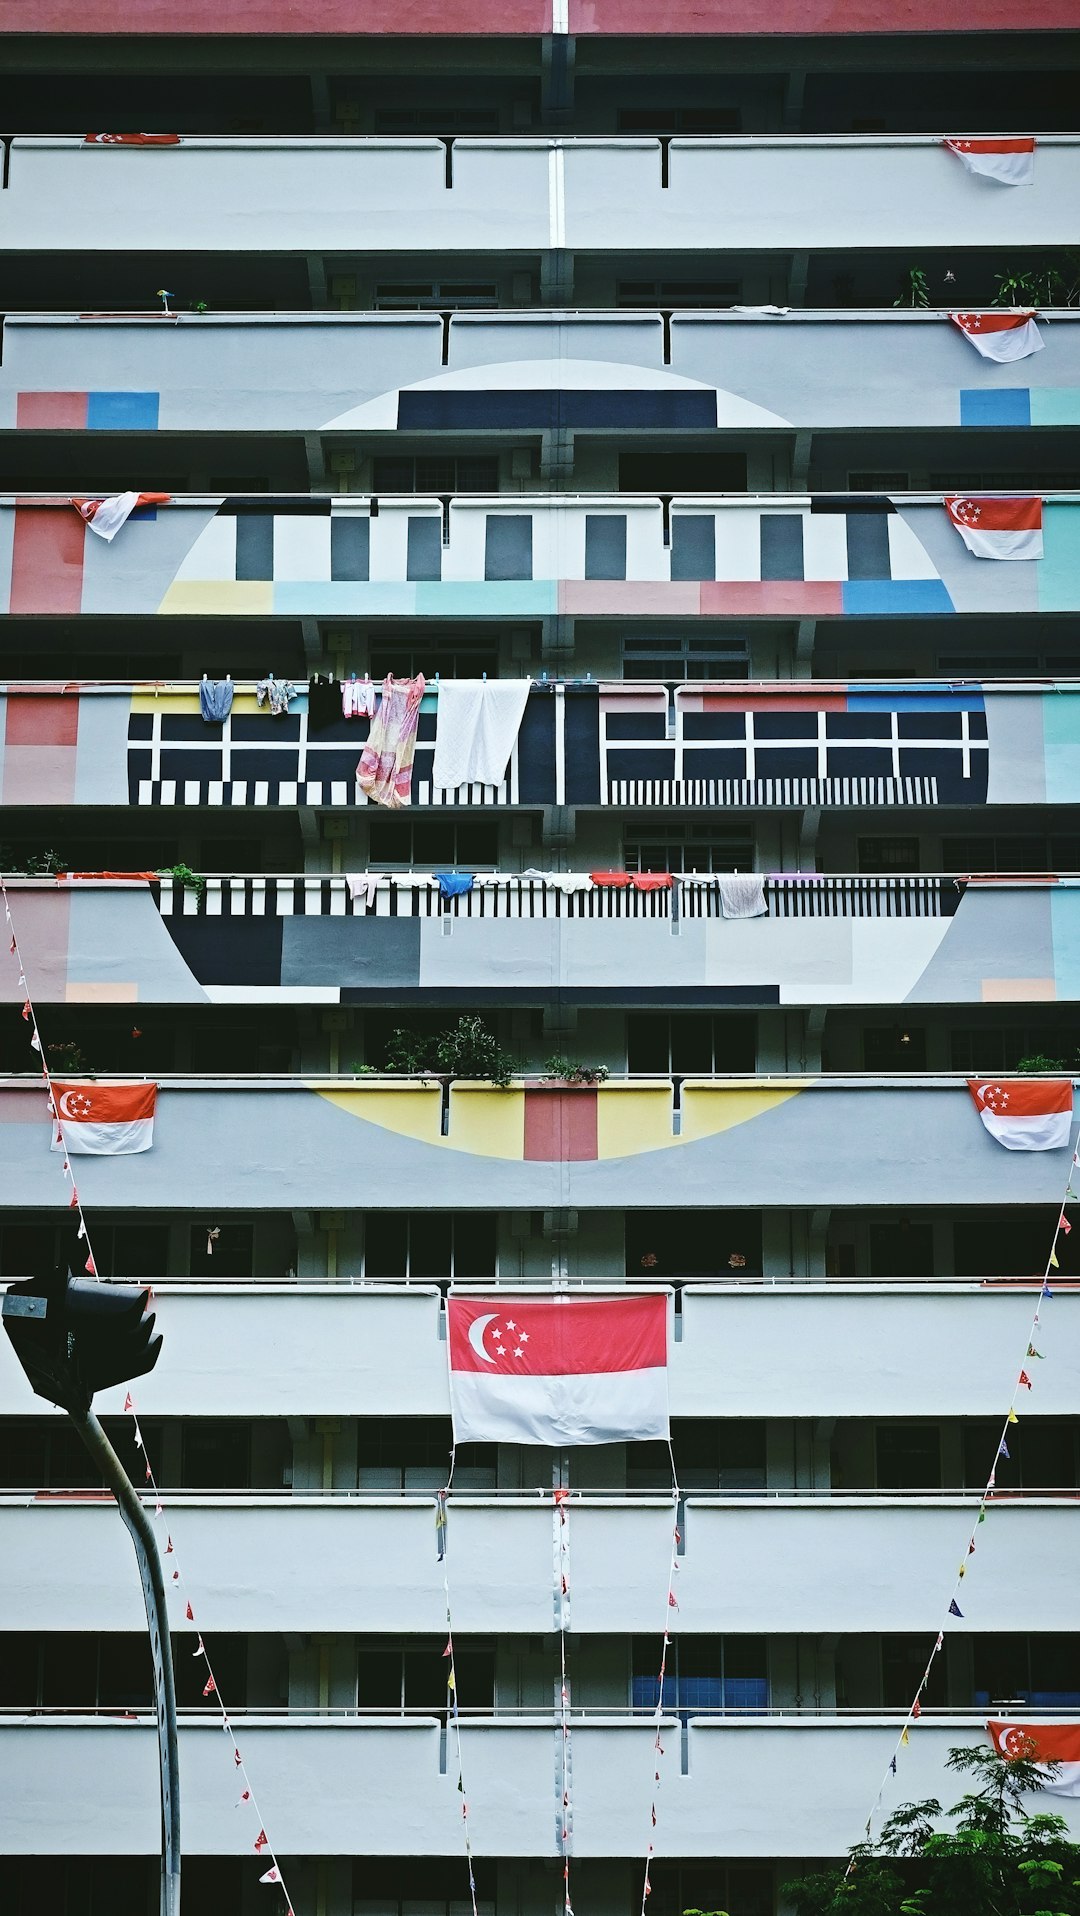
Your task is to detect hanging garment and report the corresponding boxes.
[356,674,425,810]
[590,871,673,892]
[256,677,298,717]
[436,872,475,900]
[199,678,233,723]
[307,674,342,734]
[342,677,377,719]
[431,679,531,791]
[345,873,381,909]
[717,873,768,919]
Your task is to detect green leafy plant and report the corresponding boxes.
[1015,1052,1069,1073]
[783,1741,1080,1916]
[542,1055,610,1085]
[893,266,930,310]
[158,862,206,896]
[46,1039,90,1075]
[383,1016,516,1088]
[0,847,66,876]
[991,254,1080,309]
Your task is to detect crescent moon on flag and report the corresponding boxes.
[58,1090,82,1119]
[467,1313,498,1363]
[976,1083,993,1105]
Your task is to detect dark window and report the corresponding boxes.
[876,1423,941,1489]
[363,1212,496,1280]
[625,1210,761,1280]
[181,1420,252,1488]
[188,1223,254,1279]
[632,1634,768,1715]
[619,450,746,492]
[858,836,920,875]
[862,1026,927,1073]
[628,1012,757,1075]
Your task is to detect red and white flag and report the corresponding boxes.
[259,1866,282,1885]
[944,137,1035,186]
[50,1082,157,1156]
[949,311,1043,362]
[945,496,1043,562]
[967,1079,1073,1152]
[447,1294,669,1446]
[71,491,171,543]
[84,133,181,146]
[988,1720,1080,1794]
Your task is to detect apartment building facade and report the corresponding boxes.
[2,1,1080,1912]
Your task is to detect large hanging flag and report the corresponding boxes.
[447,1293,669,1445]
[943,137,1035,186]
[967,1079,1073,1152]
[949,312,1043,362]
[50,1082,157,1155]
[988,1720,1080,1794]
[70,492,171,542]
[944,496,1044,562]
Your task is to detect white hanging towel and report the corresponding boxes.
[717,873,768,919]
[431,679,531,791]
[345,873,381,908]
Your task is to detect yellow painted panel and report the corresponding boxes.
[158,581,274,616]
[596,1081,674,1159]
[447,1083,526,1159]
[679,1080,805,1141]
[130,690,265,715]
[313,1083,444,1145]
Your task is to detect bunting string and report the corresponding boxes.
[2,877,296,1913]
[849,1156,1075,1863]
[639,1445,682,1914]
[553,1484,574,1916]
[435,1484,481,1916]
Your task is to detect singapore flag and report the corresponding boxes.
[949,312,1043,362]
[944,137,1035,186]
[50,1082,157,1155]
[967,1079,1073,1152]
[447,1293,669,1446]
[988,1720,1080,1795]
[945,497,1043,562]
[70,491,171,542]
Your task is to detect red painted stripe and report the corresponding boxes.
[699,581,845,616]
[9,509,85,616]
[10,0,549,26]
[16,392,88,430]
[6,695,79,747]
[700,693,848,712]
[568,0,1076,27]
[449,1293,666,1376]
[523,1087,598,1162]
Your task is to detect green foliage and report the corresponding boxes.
[991,254,1080,309]
[1015,1054,1069,1074]
[158,862,206,896]
[542,1055,610,1085]
[0,847,66,876]
[46,1039,90,1075]
[383,1015,516,1088]
[893,267,930,309]
[783,1742,1080,1916]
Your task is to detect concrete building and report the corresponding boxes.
[1,0,1080,1910]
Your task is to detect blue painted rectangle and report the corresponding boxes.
[86,391,160,431]
[959,388,1031,427]
[759,515,804,582]
[398,390,717,429]
[407,517,442,583]
[841,579,954,615]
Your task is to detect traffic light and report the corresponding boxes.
[2,1268,162,1415]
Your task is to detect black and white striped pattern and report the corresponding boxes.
[608,776,939,808]
[138,778,355,808]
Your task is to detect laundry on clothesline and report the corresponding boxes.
[345,874,382,909]
[199,678,233,723]
[255,676,298,717]
[715,873,768,919]
[436,873,475,899]
[342,677,377,719]
[356,674,425,809]
[431,679,531,791]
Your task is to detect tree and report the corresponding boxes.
[781,1741,1080,1916]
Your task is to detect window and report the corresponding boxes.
[363,1212,497,1280]
[622,632,749,681]
[356,1638,495,1712]
[963,1418,1079,1492]
[618,450,747,492]
[617,107,740,133]
[628,1419,767,1491]
[848,470,910,491]
[617,279,740,309]
[632,1634,768,1715]
[189,1017,294,1075]
[351,1858,497,1913]
[857,836,920,875]
[876,1423,941,1490]
[372,454,499,495]
[357,1417,495,1490]
[373,280,499,311]
[861,1026,926,1073]
[624,811,755,875]
[645,1863,773,1916]
[973,1634,1080,1708]
[625,1211,762,1280]
[880,1635,946,1708]
[368,638,500,683]
[867,1214,933,1279]
[181,1421,252,1489]
[627,1012,757,1075]
[372,108,501,134]
[0,1220,169,1281]
[366,814,500,869]
[950,1024,1080,1074]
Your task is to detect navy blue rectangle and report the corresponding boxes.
[397,390,717,430]
[898,713,962,738]
[234,513,274,582]
[232,750,299,782]
[128,749,152,790]
[563,687,601,805]
[846,513,893,581]
[607,748,675,781]
[162,715,220,741]
[406,517,442,582]
[755,711,817,739]
[165,915,284,987]
[826,748,894,778]
[670,516,716,583]
[683,712,745,741]
[825,712,892,739]
[683,748,747,779]
[756,747,817,779]
[485,515,533,582]
[585,515,627,581]
[968,712,988,738]
[161,749,222,781]
[307,749,360,782]
[759,515,804,582]
[517,691,557,804]
[606,712,666,740]
[331,516,370,582]
[232,716,301,741]
[128,715,153,741]
[416,711,437,742]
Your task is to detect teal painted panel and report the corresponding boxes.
[1051,889,1080,1001]
[1043,692,1080,803]
[413,581,557,617]
[1030,390,1080,427]
[274,582,417,615]
[1038,505,1080,613]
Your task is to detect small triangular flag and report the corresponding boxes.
[949,1599,964,1618]
[202,1674,216,1696]
[1019,1370,1032,1389]
[123,1394,133,1412]
[900,1727,910,1746]
[1049,1251,1059,1269]
[1007,1408,1019,1424]
[911,1698,922,1719]
[890,1756,897,1774]
[259,1868,281,1886]
[999,1439,1010,1459]
[1043,1281,1054,1297]
[185,1601,194,1621]
[978,1506,987,1523]
[254,1829,268,1853]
